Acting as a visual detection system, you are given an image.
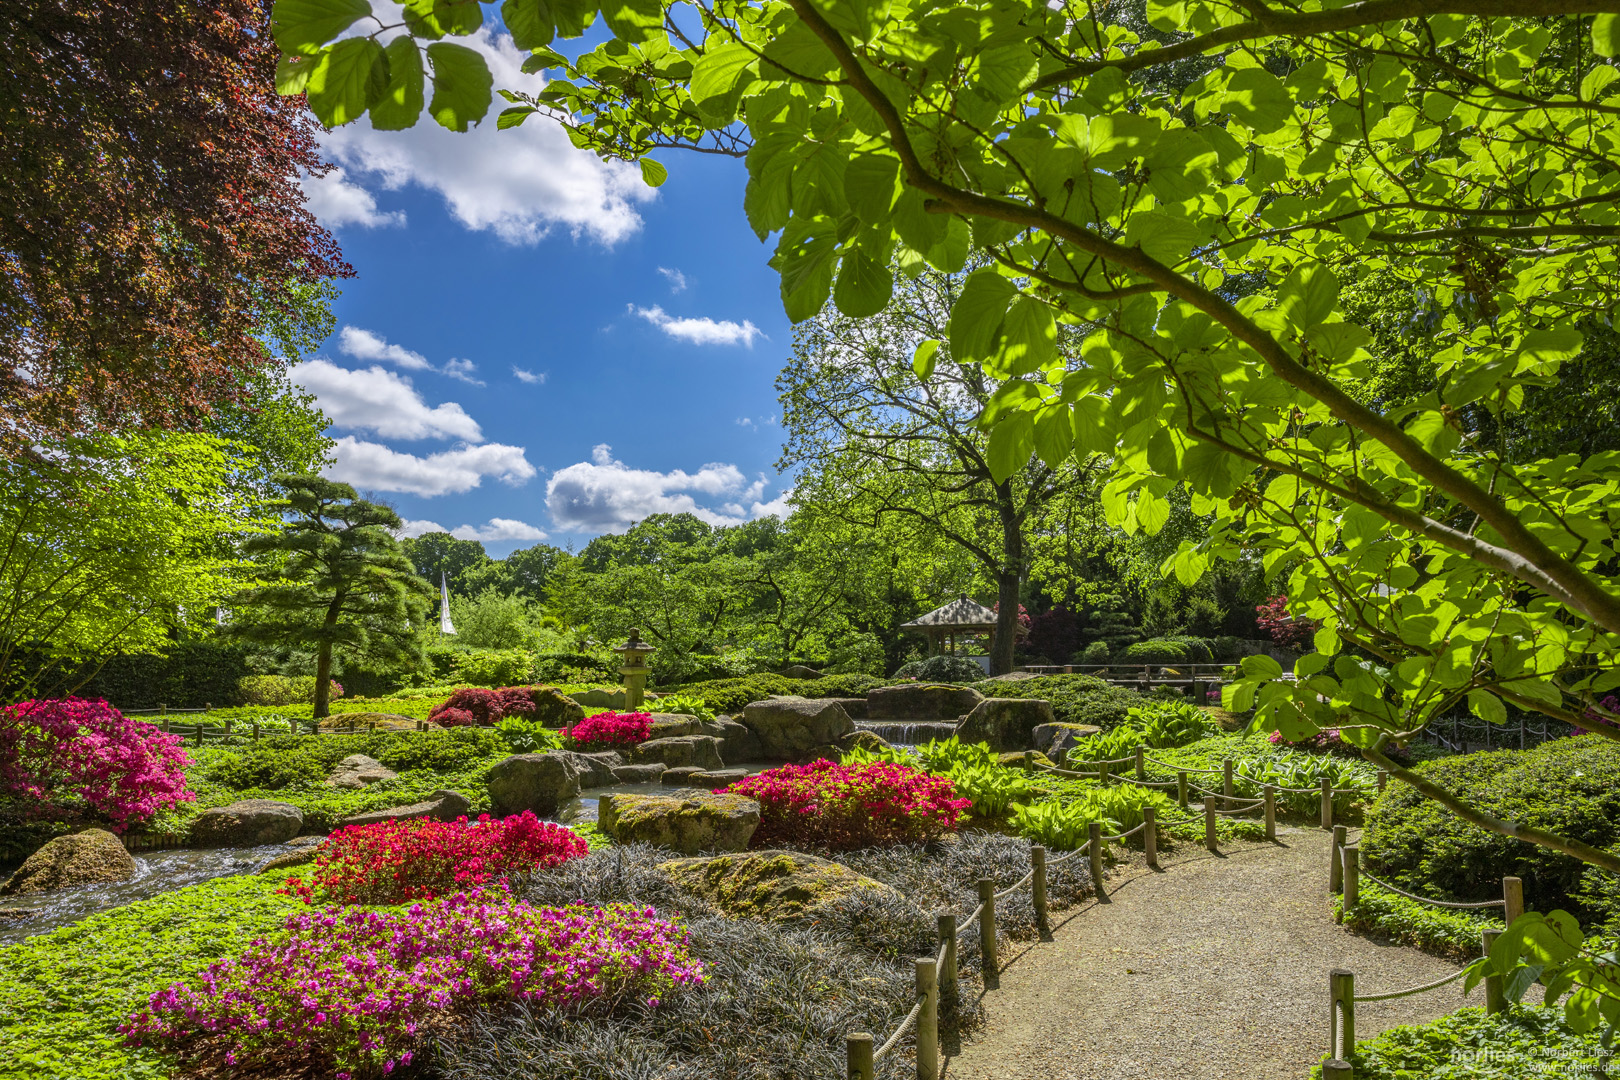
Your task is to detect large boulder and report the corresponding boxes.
[612,763,667,784]
[524,686,587,728]
[866,684,985,721]
[957,697,1058,751]
[712,716,763,764]
[325,754,398,789]
[318,712,424,733]
[0,829,135,896]
[598,792,759,854]
[336,789,473,829]
[740,698,855,761]
[191,799,303,846]
[825,696,869,720]
[630,735,725,771]
[778,664,824,679]
[1032,722,1102,759]
[487,752,581,816]
[838,729,892,755]
[649,715,700,740]
[657,850,908,923]
[554,750,623,789]
[570,687,627,710]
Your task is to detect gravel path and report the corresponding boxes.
[944,827,1478,1080]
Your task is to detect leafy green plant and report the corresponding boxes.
[1130,701,1216,749]
[1334,882,1503,960]
[1466,911,1620,1048]
[915,736,996,774]
[664,674,795,714]
[1234,756,1374,817]
[972,675,1148,731]
[1009,799,1119,850]
[1083,786,1178,834]
[841,743,918,768]
[644,694,717,723]
[1066,726,1141,767]
[452,648,533,688]
[1308,1005,1609,1080]
[493,717,562,754]
[944,763,1035,818]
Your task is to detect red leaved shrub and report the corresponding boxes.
[428,686,545,727]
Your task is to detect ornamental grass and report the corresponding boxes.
[282,812,588,905]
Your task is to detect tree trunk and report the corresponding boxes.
[991,485,1023,676]
[313,641,333,719]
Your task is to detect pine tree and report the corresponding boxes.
[232,475,431,718]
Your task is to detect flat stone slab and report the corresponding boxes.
[660,766,706,785]
[688,768,750,788]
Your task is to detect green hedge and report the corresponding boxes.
[71,639,251,709]
[667,673,892,713]
[972,674,1148,730]
[1360,735,1620,922]
[1118,637,1216,665]
[1333,882,1503,960]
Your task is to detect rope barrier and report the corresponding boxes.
[1351,965,1469,1002]
[872,997,926,1060]
[1046,839,1093,866]
[994,868,1036,900]
[955,902,985,938]
[1102,821,1149,842]
[1213,803,1264,817]
[1360,870,1507,910]
[1144,755,1221,774]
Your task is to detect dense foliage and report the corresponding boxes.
[430,686,542,728]
[122,891,704,1079]
[236,675,344,706]
[976,674,1148,731]
[1309,1005,1609,1080]
[0,697,192,832]
[1361,737,1620,920]
[894,655,986,683]
[727,759,968,849]
[1334,882,1503,961]
[282,813,588,904]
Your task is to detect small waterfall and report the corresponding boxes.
[856,720,960,745]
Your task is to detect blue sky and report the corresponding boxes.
[294,16,792,555]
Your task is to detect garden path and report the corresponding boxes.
[944,827,1477,1080]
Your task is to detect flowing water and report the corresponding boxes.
[855,720,959,745]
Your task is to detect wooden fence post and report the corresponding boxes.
[1222,758,1234,811]
[1329,969,1356,1059]
[1135,745,1146,780]
[193,722,203,746]
[1503,877,1524,927]
[1320,778,1334,830]
[1031,845,1048,929]
[1144,806,1159,870]
[1204,798,1218,853]
[1099,760,1111,786]
[846,1032,874,1080]
[251,721,260,742]
[1341,845,1360,916]
[1024,750,1036,774]
[1321,1060,1353,1080]
[937,912,957,1001]
[1177,770,1189,810]
[1264,785,1277,842]
[1377,769,1388,794]
[977,878,998,977]
[1331,825,1347,893]
[1088,823,1106,900]
[1482,929,1505,1014]
[916,957,939,1080]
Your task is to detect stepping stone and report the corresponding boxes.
[660,766,706,785]
[688,768,749,788]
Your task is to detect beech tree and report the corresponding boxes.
[232,476,431,718]
[270,0,1620,879]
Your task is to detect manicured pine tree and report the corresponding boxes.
[232,474,431,718]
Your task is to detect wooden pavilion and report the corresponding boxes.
[900,596,998,657]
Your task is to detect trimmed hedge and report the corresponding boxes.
[1360,735,1620,922]
[894,656,984,683]
[70,639,251,709]
[1118,637,1216,665]
[972,674,1148,730]
[666,673,892,713]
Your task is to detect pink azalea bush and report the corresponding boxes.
[0,696,192,831]
[563,710,653,751]
[282,812,588,905]
[120,889,704,1078]
[725,759,969,850]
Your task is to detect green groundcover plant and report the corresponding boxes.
[1334,882,1504,961]
[1309,1005,1610,1080]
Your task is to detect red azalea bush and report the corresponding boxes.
[1256,595,1319,651]
[121,889,704,1080]
[724,759,969,850]
[282,812,588,905]
[428,686,540,727]
[0,697,193,831]
[563,710,653,751]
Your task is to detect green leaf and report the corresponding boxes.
[761,21,841,79]
[1135,492,1169,534]
[948,270,1018,362]
[1595,14,1620,56]
[1314,625,1340,656]
[1032,406,1074,469]
[502,0,554,49]
[370,36,425,130]
[1222,67,1293,131]
[404,0,482,36]
[427,42,493,131]
[1242,653,1285,680]
[691,43,755,124]
[640,157,669,187]
[601,0,663,44]
[272,0,372,57]
[497,105,536,129]
[548,0,596,36]
[993,297,1057,377]
[276,54,318,96]
[844,152,902,225]
[833,248,893,318]
[1276,261,1340,332]
[913,339,940,381]
[306,37,388,127]
[775,216,839,323]
[1123,211,1203,265]
[986,412,1035,482]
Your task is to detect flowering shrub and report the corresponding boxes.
[428,686,540,727]
[725,759,968,850]
[1256,595,1319,651]
[0,697,192,831]
[121,890,704,1079]
[281,812,588,905]
[563,710,653,751]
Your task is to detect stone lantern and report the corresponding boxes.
[614,628,656,709]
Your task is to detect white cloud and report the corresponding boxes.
[547,445,787,533]
[657,267,688,293]
[397,519,448,538]
[450,518,549,542]
[290,359,484,442]
[513,367,547,385]
[339,326,431,370]
[751,491,793,519]
[311,5,654,245]
[327,437,537,497]
[443,358,485,386]
[301,166,406,228]
[736,415,777,430]
[632,305,763,347]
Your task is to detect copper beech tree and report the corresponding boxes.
[1,0,349,446]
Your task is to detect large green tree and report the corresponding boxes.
[232,475,431,717]
[272,0,1620,882]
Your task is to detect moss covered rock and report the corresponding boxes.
[838,729,892,754]
[866,684,985,720]
[957,697,1058,750]
[0,829,135,896]
[657,850,907,923]
[318,712,422,732]
[525,685,587,728]
[739,698,854,761]
[1031,722,1103,757]
[598,792,759,854]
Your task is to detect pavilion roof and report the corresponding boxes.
[900,597,998,631]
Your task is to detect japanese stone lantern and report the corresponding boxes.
[614,628,655,709]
